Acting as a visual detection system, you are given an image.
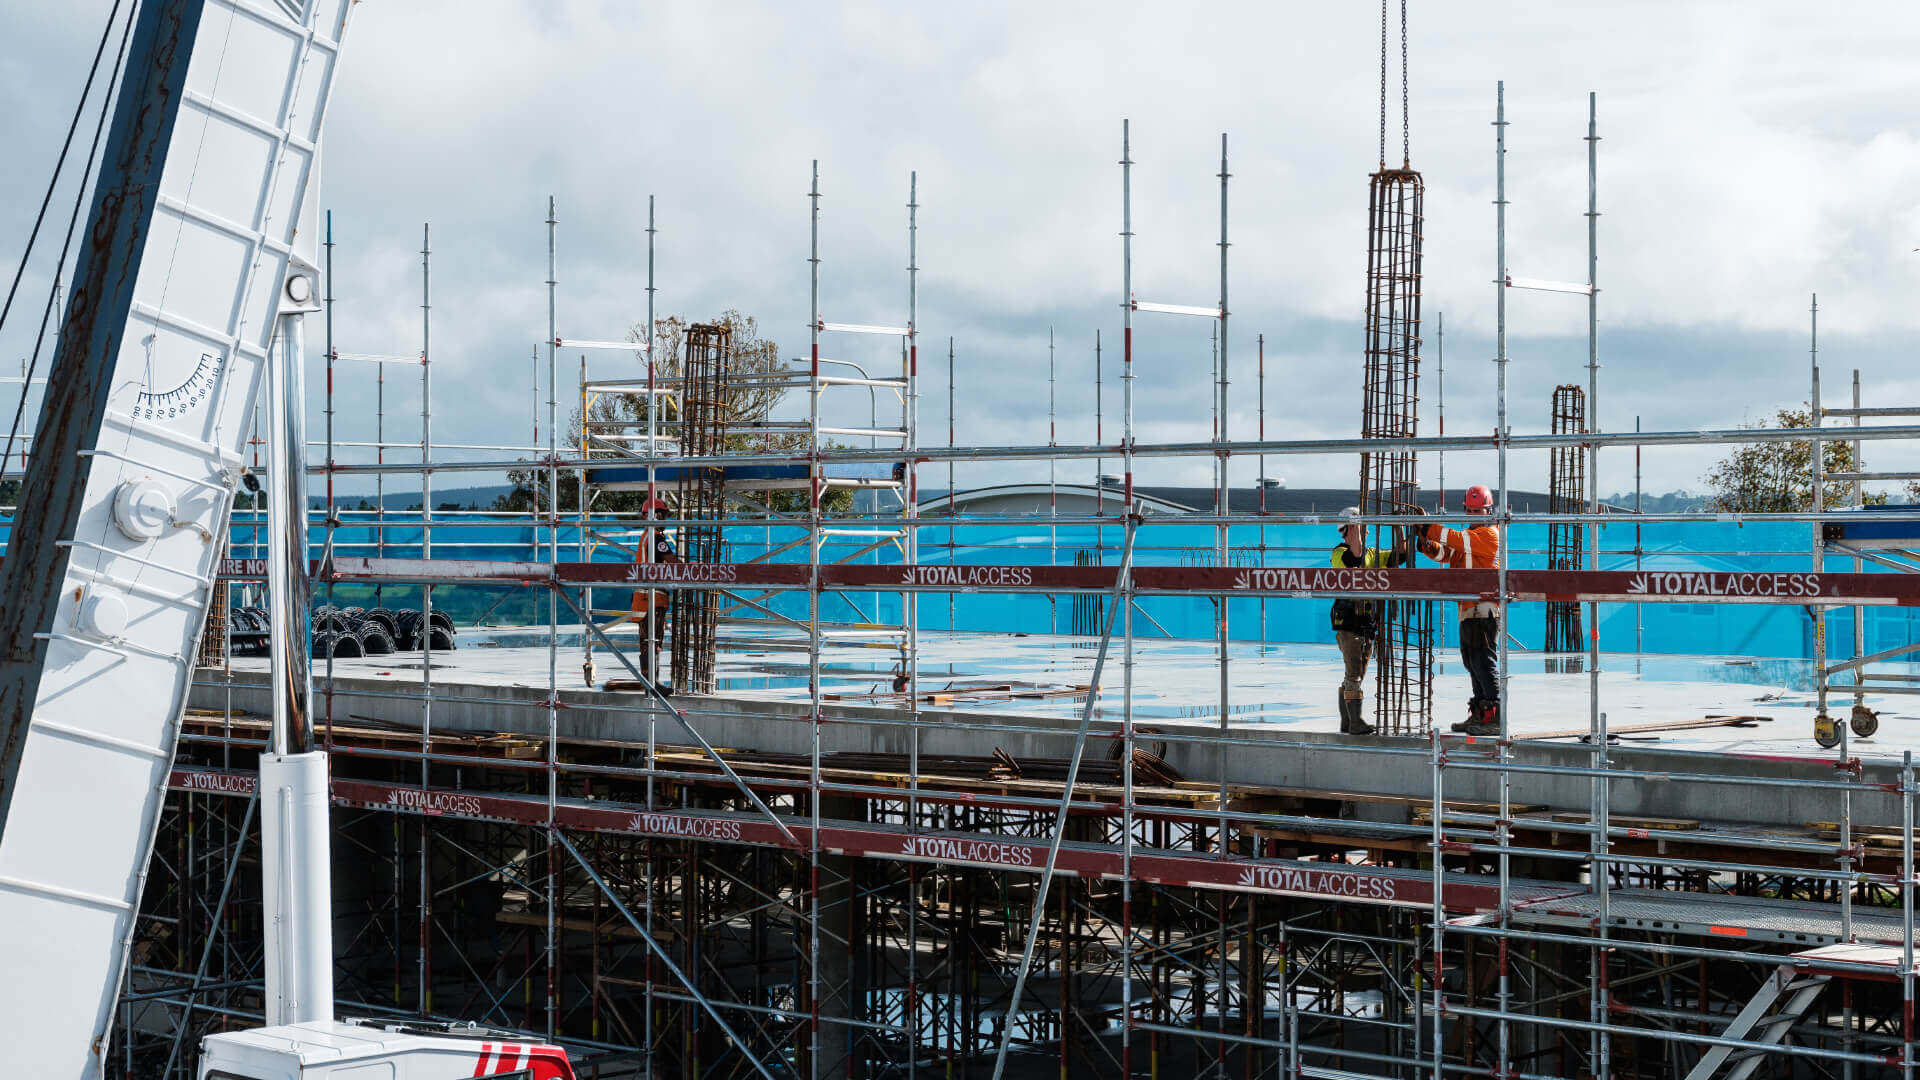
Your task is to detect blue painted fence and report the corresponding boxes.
[194,510,1920,660]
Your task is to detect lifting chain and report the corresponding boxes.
[1381,0,1413,169]
[1378,0,1389,168]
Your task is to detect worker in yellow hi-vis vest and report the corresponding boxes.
[1328,507,1408,735]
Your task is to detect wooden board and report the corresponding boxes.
[1515,715,1770,742]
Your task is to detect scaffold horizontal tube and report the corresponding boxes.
[817,321,910,335]
[1504,274,1594,295]
[1131,300,1223,318]
[308,420,1920,475]
[554,337,650,351]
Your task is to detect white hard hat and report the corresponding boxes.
[1340,506,1361,521]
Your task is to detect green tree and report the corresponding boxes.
[495,310,853,515]
[1702,405,1887,513]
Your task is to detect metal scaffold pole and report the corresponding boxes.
[1493,76,1515,1076]
[543,197,560,1041]
[1118,116,1137,1080]
[323,211,335,747]
[906,169,922,849]
[806,158,825,1078]
[1216,132,1232,857]
[904,164,922,1080]
[1584,90,1613,1079]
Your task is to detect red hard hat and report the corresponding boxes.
[1463,484,1493,510]
[639,497,670,516]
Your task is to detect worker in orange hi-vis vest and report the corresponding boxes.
[626,498,678,692]
[1419,484,1503,736]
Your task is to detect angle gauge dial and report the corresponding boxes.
[133,348,224,424]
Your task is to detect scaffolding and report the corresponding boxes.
[1812,354,1914,750]
[87,87,1920,1080]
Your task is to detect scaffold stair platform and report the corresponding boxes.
[1682,965,1833,1080]
[1511,887,1919,948]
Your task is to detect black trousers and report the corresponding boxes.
[636,610,668,676]
[1459,616,1500,707]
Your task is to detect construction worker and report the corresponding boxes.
[627,497,677,692]
[1329,507,1408,735]
[1419,484,1503,735]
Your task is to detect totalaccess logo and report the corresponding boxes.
[1229,567,1391,593]
[1236,864,1398,900]
[386,789,482,816]
[899,566,1035,588]
[626,813,744,841]
[1624,572,1819,598]
[898,835,1039,867]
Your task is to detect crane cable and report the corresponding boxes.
[1402,0,1411,168]
[1378,0,1411,169]
[0,1,138,485]
[0,0,127,339]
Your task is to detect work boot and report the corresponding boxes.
[1340,694,1375,736]
[1451,699,1500,736]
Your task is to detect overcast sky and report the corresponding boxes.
[6,1,1920,499]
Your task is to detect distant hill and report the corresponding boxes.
[1599,490,1712,513]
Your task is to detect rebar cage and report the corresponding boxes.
[670,323,732,694]
[1360,167,1432,734]
[1546,384,1588,654]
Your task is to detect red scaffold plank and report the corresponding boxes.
[229,559,1920,606]
[171,768,1545,912]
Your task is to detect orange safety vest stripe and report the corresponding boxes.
[1423,521,1502,618]
[630,530,662,614]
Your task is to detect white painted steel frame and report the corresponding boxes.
[0,2,352,1074]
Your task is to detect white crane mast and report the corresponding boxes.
[0,0,351,1073]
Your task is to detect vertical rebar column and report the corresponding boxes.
[1546,385,1586,653]
[671,325,730,695]
[1360,164,1431,735]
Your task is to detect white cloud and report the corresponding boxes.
[4,0,1920,500]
